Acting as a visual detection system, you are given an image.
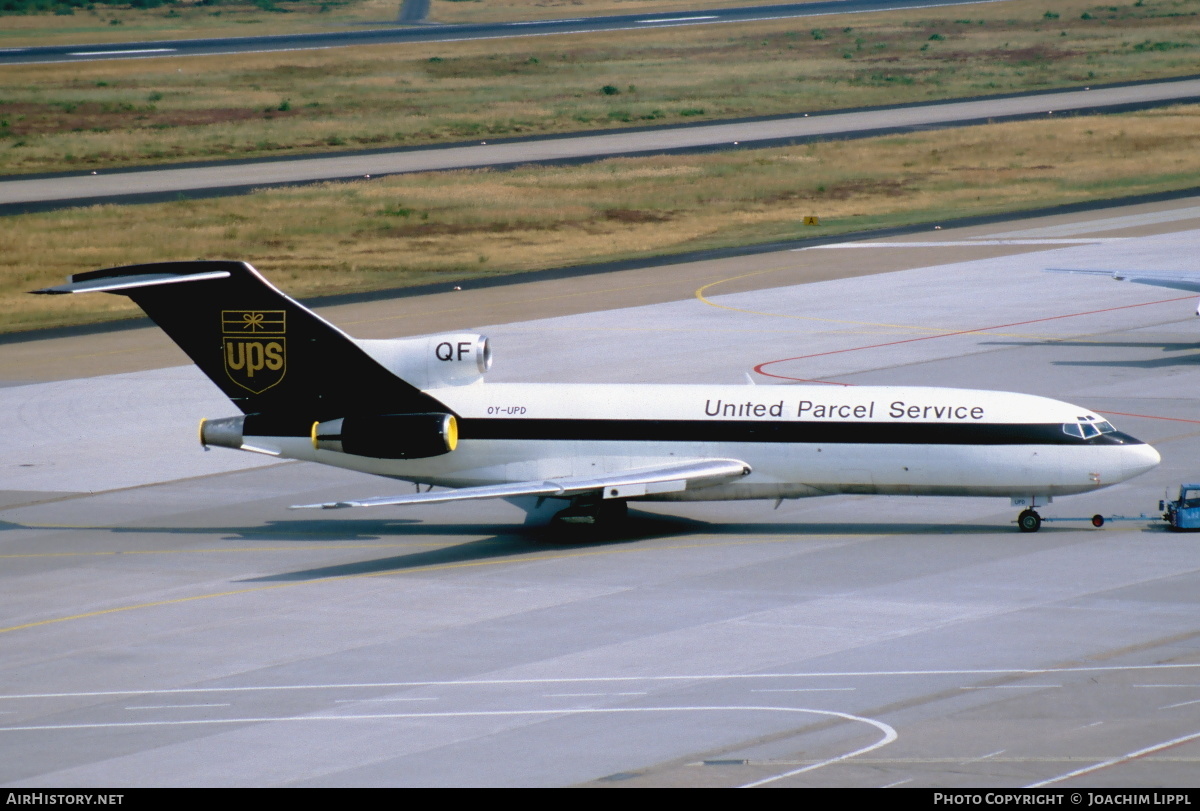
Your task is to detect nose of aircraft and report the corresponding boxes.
[1119,442,1161,481]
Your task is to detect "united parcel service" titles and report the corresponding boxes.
[703,399,986,421]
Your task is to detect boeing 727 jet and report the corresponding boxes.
[36,261,1161,532]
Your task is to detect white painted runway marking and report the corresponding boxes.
[125,703,230,710]
[751,687,856,693]
[544,692,647,697]
[882,778,913,787]
[960,684,1061,690]
[988,206,1200,239]
[333,697,438,703]
[804,239,1126,249]
[0,703,898,787]
[738,709,897,788]
[2,705,854,733]
[1161,699,1200,710]
[5,663,1197,702]
[638,16,718,23]
[68,48,176,56]
[1027,729,1200,787]
[961,749,1006,764]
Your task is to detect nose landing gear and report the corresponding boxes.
[1017,509,1042,533]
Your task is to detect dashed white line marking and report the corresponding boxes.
[804,239,1126,249]
[960,684,1061,690]
[637,15,718,23]
[125,703,230,710]
[961,749,1006,764]
[882,778,913,787]
[333,697,438,703]
[1161,699,1200,710]
[544,692,647,698]
[68,48,177,56]
[751,688,856,693]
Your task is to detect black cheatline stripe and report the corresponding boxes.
[456,419,1142,447]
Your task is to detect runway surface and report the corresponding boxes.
[0,0,1002,66]
[3,197,1200,786]
[4,77,1199,213]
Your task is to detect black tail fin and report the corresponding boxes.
[35,261,447,424]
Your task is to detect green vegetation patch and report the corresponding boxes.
[7,105,1199,333]
[0,0,1197,175]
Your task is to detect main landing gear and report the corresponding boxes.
[552,498,628,525]
[1017,509,1042,533]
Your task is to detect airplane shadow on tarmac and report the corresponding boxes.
[236,513,1020,582]
[980,339,1200,369]
[0,513,1031,584]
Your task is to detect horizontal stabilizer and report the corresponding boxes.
[290,458,752,510]
[33,269,232,295]
[31,260,448,420]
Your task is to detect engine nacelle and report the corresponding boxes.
[312,413,458,459]
[356,333,491,389]
[200,415,246,450]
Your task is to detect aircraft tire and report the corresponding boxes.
[1017,509,1042,533]
[551,498,628,526]
[597,499,628,523]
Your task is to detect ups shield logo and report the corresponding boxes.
[222,310,286,394]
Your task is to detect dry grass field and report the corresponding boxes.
[4,0,1198,334]
[9,105,1198,333]
[1,0,1197,174]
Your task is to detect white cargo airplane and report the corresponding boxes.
[37,261,1161,533]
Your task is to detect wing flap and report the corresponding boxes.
[1047,267,1200,293]
[290,458,751,510]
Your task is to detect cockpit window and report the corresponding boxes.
[1062,419,1116,439]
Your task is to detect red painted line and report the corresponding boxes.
[754,295,1194,381]
[1096,410,1200,425]
[771,376,852,386]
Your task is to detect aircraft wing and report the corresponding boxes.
[1047,267,1200,293]
[290,458,752,510]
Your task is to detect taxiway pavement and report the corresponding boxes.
[0,0,1022,66]
[3,78,1198,213]
[3,198,1200,786]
